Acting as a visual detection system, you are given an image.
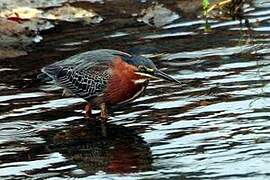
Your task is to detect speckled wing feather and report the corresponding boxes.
[42,49,131,101]
[58,66,110,100]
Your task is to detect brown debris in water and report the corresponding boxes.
[0,1,102,59]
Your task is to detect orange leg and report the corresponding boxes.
[100,103,108,122]
[85,103,92,118]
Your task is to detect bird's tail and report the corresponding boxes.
[22,72,53,89]
[23,63,64,89]
[37,72,53,83]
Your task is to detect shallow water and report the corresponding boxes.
[1,0,270,179]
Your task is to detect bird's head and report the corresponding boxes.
[124,55,181,85]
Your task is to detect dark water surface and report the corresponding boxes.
[1,0,270,179]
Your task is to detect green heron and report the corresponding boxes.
[41,49,180,120]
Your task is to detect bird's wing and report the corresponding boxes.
[46,49,131,72]
[44,62,110,100]
[72,49,131,71]
[42,49,131,100]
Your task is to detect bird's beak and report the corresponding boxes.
[154,70,181,85]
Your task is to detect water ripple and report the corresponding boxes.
[1,1,270,179]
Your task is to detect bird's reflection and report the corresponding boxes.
[44,119,152,176]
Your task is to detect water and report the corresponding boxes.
[1,0,270,179]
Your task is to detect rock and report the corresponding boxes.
[138,3,180,28]
[0,1,103,59]
[44,4,103,24]
[0,19,42,59]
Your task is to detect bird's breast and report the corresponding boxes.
[103,57,148,105]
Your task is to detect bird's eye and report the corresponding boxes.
[138,65,147,72]
[138,65,154,73]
